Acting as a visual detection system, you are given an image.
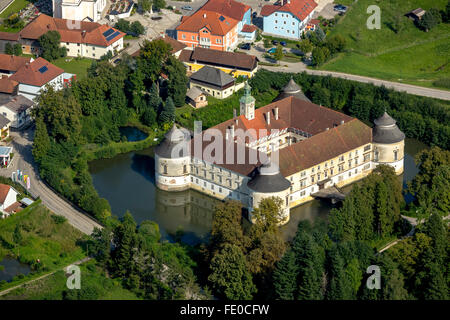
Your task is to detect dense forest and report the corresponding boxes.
[32,39,188,222]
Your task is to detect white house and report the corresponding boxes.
[53,0,107,22]
[0,94,34,128]
[0,183,19,218]
[9,57,74,101]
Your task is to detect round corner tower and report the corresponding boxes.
[372,112,405,174]
[154,124,191,191]
[247,159,292,225]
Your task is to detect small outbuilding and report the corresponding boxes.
[186,87,208,108]
[190,66,242,99]
[406,8,426,21]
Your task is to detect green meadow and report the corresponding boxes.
[321,0,450,89]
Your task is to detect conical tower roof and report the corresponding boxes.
[273,77,311,102]
[372,112,405,144]
[247,158,291,193]
[155,124,189,158]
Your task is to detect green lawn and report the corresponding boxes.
[0,0,29,18]
[52,57,94,81]
[0,202,87,291]
[1,260,140,300]
[321,0,450,89]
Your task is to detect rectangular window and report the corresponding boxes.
[182,34,186,39]
[364,154,370,162]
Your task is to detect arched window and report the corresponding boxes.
[183,165,187,173]
[163,165,167,174]
[374,150,379,161]
[394,150,398,161]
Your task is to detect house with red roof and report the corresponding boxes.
[0,184,20,218]
[176,0,252,51]
[9,57,74,101]
[261,0,317,39]
[0,14,125,59]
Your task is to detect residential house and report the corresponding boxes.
[0,114,10,141]
[131,35,187,59]
[53,0,107,22]
[0,183,20,218]
[178,47,259,78]
[0,14,125,59]
[240,24,258,41]
[186,86,208,108]
[176,10,239,51]
[189,65,244,99]
[0,94,34,128]
[199,0,252,35]
[9,57,74,101]
[0,77,19,95]
[261,0,317,39]
[0,55,33,76]
[0,32,19,53]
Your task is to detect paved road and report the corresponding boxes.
[247,44,450,101]
[1,128,102,235]
[0,257,91,297]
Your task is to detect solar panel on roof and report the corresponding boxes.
[219,15,225,22]
[105,31,120,41]
[38,66,48,73]
[103,28,114,37]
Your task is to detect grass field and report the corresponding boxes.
[0,0,29,19]
[52,57,94,81]
[1,260,140,300]
[321,0,450,89]
[0,202,87,291]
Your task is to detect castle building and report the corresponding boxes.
[53,0,107,23]
[155,80,405,224]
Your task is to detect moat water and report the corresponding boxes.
[0,257,31,282]
[89,137,428,244]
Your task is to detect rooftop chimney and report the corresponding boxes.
[203,13,207,18]
[266,111,270,125]
[274,107,279,120]
[340,120,344,125]
[326,127,329,131]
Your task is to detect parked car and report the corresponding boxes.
[252,12,257,18]
[334,4,347,13]
[181,5,193,11]
[114,58,122,63]
[272,40,278,45]
[280,41,287,46]
[268,47,277,54]
[240,43,251,50]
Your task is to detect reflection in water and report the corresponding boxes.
[89,139,427,244]
[0,258,31,282]
[119,127,148,142]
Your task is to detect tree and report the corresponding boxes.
[312,46,330,66]
[163,55,188,107]
[298,39,312,54]
[110,211,137,277]
[130,21,145,36]
[159,97,175,124]
[38,31,67,61]
[32,116,52,164]
[208,244,257,300]
[273,44,283,61]
[325,35,346,54]
[273,250,298,300]
[138,0,152,12]
[4,43,13,55]
[114,19,131,34]
[13,43,22,56]
[417,9,442,31]
[443,1,450,23]
[13,225,22,246]
[153,0,166,11]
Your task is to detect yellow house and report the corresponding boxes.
[179,47,259,79]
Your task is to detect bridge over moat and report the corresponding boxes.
[311,185,347,204]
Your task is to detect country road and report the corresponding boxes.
[1,127,102,235]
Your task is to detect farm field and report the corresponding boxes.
[321,0,450,89]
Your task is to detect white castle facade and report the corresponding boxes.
[155,80,405,224]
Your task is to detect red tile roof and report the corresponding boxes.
[19,14,125,47]
[0,32,20,41]
[309,19,320,25]
[0,184,11,204]
[176,10,239,36]
[0,77,19,94]
[0,54,33,73]
[192,96,370,176]
[261,0,317,21]
[4,201,21,213]
[10,57,64,87]
[241,24,257,33]
[199,0,251,21]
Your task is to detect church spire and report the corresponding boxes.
[240,81,255,120]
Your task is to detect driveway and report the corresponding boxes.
[0,127,102,235]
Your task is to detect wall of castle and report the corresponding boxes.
[249,189,291,225]
[373,140,405,174]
